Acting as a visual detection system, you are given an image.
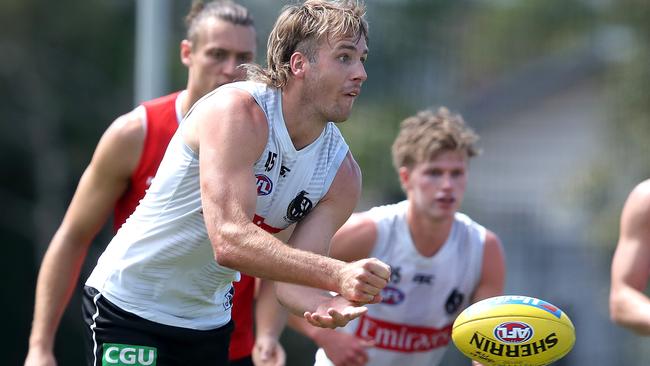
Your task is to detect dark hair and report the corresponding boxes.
[184,0,254,43]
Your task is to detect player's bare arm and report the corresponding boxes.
[25,110,145,365]
[190,88,389,313]
[471,230,506,303]
[610,180,650,335]
[285,211,379,359]
[274,152,387,327]
[252,279,287,366]
[252,228,296,362]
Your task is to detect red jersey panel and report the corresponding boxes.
[230,274,256,360]
[113,91,180,231]
[111,91,255,361]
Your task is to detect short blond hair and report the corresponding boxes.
[391,107,480,171]
[246,0,368,88]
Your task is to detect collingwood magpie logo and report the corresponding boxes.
[445,288,464,314]
[286,190,313,223]
[223,286,234,311]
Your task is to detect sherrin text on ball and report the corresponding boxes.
[452,295,575,366]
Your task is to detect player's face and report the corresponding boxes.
[402,150,468,222]
[303,35,368,123]
[186,18,256,97]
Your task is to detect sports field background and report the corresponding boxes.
[2,0,649,364]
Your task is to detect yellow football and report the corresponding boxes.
[452,295,575,366]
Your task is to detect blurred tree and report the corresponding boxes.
[1,0,135,364]
[457,0,596,88]
[570,0,650,250]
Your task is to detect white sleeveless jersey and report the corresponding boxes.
[86,81,349,330]
[315,201,485,366]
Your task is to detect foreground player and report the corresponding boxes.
[291,108,506,366]
[82,1,390,365]
[24,1,267,365]
[610,179,650,335]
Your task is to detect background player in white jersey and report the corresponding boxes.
[610,179,650,335]
[81,1,391,365]
[290,107,506,366]
[24,1,273,366]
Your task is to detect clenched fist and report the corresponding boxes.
[336,258,391,304]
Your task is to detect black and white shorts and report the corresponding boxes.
[82,286,233,366]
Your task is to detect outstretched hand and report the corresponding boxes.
[337,258,390,304]
[304,295,368,329]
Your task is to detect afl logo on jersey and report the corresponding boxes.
[256,174,273,196]
[286,190,313,223]
[380,286,405,305]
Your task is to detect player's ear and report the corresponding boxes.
[398,166,410,189]
[289,52,307,78]
[180,39,193,67]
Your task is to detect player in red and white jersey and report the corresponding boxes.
[290,108,506,366]
[25,2,267,365]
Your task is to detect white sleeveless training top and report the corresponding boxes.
[314,201,485,366]
[86,81,349,330]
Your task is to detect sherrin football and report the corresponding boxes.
[452,295,575,366]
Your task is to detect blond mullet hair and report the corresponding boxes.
[392,107,480,172]
[245,0,368,88]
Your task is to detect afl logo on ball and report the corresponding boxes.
[494,322,533,344]
[256,174,273,196]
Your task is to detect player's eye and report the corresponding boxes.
[209,49,228,61]
[451,170,464,178]
[236,53,253,64]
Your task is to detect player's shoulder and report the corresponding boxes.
[141,91,181,108]
[454,211,483,232]
[454,212,501,245]
[194,83,263,122]
[352,201,407,233]
[88,106,146,177]
[623,179,650,221]
[104,106,147,147]
[346,210,378,232]
[331,210,378,259]
[630,179,650,202]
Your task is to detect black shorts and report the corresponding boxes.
[82,286,233,366]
